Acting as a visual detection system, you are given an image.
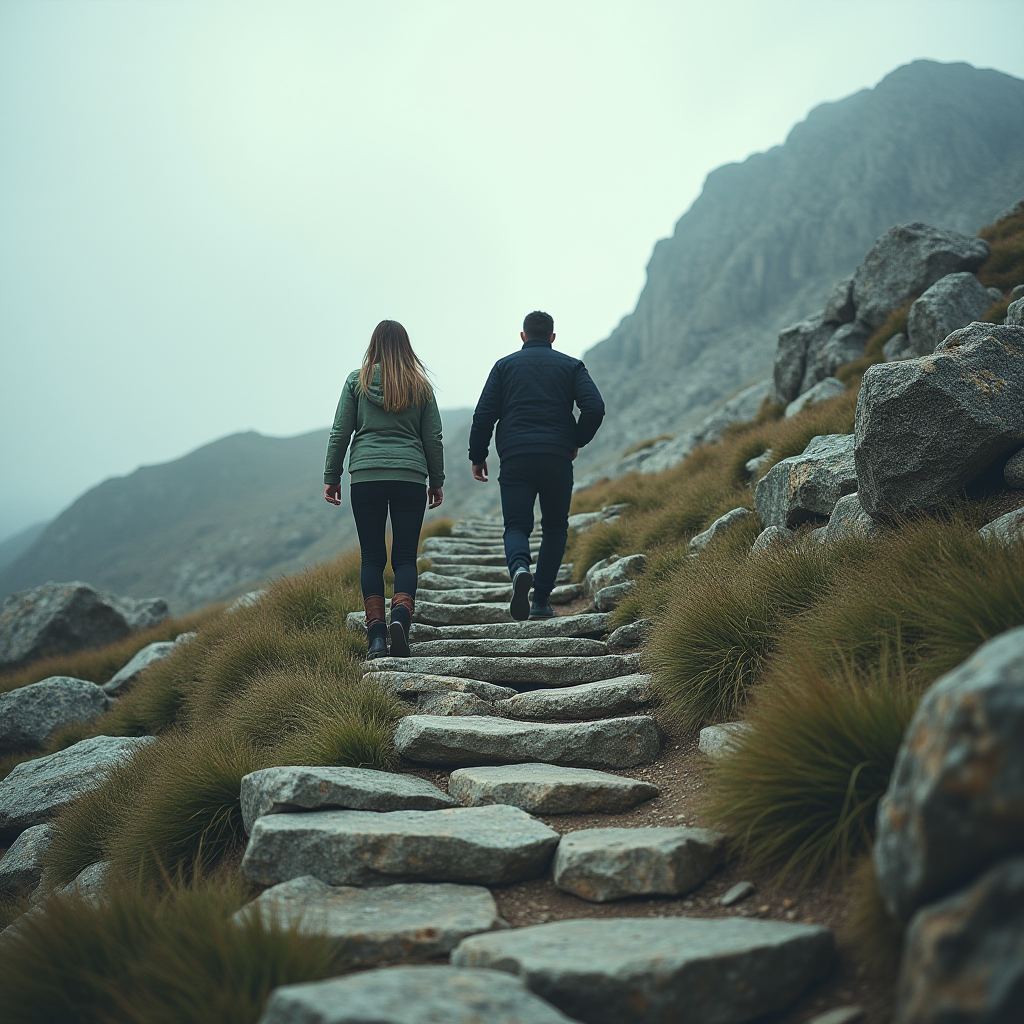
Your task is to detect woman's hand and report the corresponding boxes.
[428,486,444,509]
[324,483,341,506]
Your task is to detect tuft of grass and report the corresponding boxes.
[705,653,919,882]
[845,854,905,977]
[978,205,1024,292]
[0,873,344,1024]
[570,521,625,580]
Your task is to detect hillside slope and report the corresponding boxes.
[580,60,1024,470]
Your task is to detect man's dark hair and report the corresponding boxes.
[523,310,554,340]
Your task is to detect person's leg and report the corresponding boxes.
[349,481,390,657]
[533,454,574,602]
[386,481,427,657]
[498,455,539,621]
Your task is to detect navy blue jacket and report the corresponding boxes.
[468,340,606,464]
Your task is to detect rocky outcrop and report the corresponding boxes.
[1006,296,1024,326]
[688,508,755,555]
[823,493,880,542]
[582,554,646,598]
[855,324,1024,519]
[0,823,53,898]
[978,507,1024,545]
[103,641,177,694]
[606,619,651,650]
[785,377,847,418]
[1005,448,1024,488]
[0,677,112,753]
[0,582,168,670]
[905,272,996,356]
[493,675,656,721]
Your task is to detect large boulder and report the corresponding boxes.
[0,823,53,898]
[102,641,177,695]
[895,856,1024,1024]
[851,223,989,331]
[774,315,835,402]
[823,493,880,543]
[1005,296,1024,326]
[854,324,1024,519]
[754,434,858,528]
[687,508,755,555]
[785,377,847,419]
[582,554,646,598]
[874,628,1024,921]
[0,677,112,753]
[0,582,168,670]
[905,272,995,357]
[809,320,872,385]
[979,507,1024,545]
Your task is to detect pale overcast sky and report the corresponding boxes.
[2,0,1023,540]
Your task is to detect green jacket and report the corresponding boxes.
[324,366,445,488]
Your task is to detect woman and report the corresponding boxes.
[324,320,444,659]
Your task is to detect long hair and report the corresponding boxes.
[359,320,433,412]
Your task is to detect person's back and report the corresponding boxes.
[470,310,605,621]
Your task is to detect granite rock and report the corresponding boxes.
[749,525,796,555]
[698,722,752,759]
[1004,448,1024,488]
[774,315,836,403]
[0,823,53,898]
[594,582,636,612]
[906,271,995,356]
[1005,296,1024,326]
[606,619,652,650]
[410,638,607,660]
[102,641,176,694]
[978,508,1024,544]
[366,670,516,704]
[883,332,914,361]
[824,493,881,542]
[785,377,846,418]
[495,675,655,722]
[582,555,646,598]
[0,676,112,753]
[418,692,496,717]
[688,508,755,555]
[365,654,641,688]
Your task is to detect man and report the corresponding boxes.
[469,310,605,621]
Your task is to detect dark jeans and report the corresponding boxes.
[350,481,427,599]
[498,454,573,600]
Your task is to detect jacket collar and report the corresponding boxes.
[522,339,553,349]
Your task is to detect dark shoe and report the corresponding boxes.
[389,619,411,658]
[510,568,533,621]
[529,599,555,620]
[366,623,389,660]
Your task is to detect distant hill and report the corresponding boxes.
[0,522,48,570]
[579,60,1024,472]
[0,410,501,614]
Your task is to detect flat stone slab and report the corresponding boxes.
[240,766,457,834]
[419,692,497,717]
[366,655,642,688]
[408,614,611,642]
[417,571,506,591]
[410,638,607,659]
[0,735,156,837]
[366,671,516,703]
[414,602,514,627]
[449,763,659,814]
[553,826,726,902]
[0,823,53,898]
[239,876,506,965]
[452,917,835,1024]
[395,715,662,769]
[424,564,573,585]
[103,640,176,694]
[495,675,656,721]
[412,587,512,606]
[241,804,561,887]
[259,965,577,1024]
[426,554,512,567]
[0,676,112,753]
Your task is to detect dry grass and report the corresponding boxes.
[621,434,674,458]
[978,206,1024,292]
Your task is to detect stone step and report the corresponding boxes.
[260,965,576,1024]
[407,614,611,642]
[414,602,514,627]
[448,763,659,815]
[412,586,512,606]
[366,670,517,704]
[238,877,506,966]
[494,675,655,721]
[425,554,511,567]
[451,917,835,1024]
[552,826,726,902]
[240,766,457,834]
[394,715,662,769]
[418,571,503,592]
[422,539,540,556]
[365,654,642,688]
[423,564,572,585]
[241,804,560,887]
[409,638,608,660]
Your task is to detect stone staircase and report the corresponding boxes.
[240,517,836,1023]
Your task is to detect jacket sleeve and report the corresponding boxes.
[573,362,606,449]
[324,379,358,484]
[468,363,503,463]
[420,392,446,488]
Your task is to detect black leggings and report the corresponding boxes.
[350,480,427,599]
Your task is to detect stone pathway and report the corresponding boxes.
[238,515,837,1023]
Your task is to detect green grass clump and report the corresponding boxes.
[0,874,343,1024]
[705,655,919,882]
[845,854,905,976]
[978,205,1024,292]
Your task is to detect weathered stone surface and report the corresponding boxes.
[494,676,656,722]
[103,641,176,694]
[415,586,511,606]
[883,332,914,361]
[452,916,834,1024]
[583,554,646,597]
[365,654,641,688]
[746,449,774,478]
[366,670,516,704]
[226,589,267,613]
[417,571,500,591]
[979,507,1024,544]
[240,766,456,834]
[419,692,496,717]
[809,1009,865,1024]
[395,715,661,769]
[553,826,726,902]
[239,877,506,965]
[241,804,560,887]
[851,223,989,330]
[421,539,538,557]
[449,763,658,815]
[813,321,872,383]
[0,581,168,670]
[688,508,755,555]
[420,564,573,586]
[415,601,514,627]
[0,823,53,897]
[875,627,1024,920]
[754,434,858,528]
[258,965,577,1024]
[0,676,112,753]
[906,271,994,357]
[0,735,156,836]
[785,377,846,418]
[427,554,509,568]
[607,619,651,651]
[774,315,836,403]
[895,856,1024,1024]
[824,276,856,325]
[1006,296,1024,326]
[855,323,1024,519]
[1004,448,1024,488]
[549,583,583,605]
[410,638,607,660]
[749,525,796,555]
[55,860,111,903]
[698,723,751,759]
[567,504,628,533]
[718,880,756,907]
[594,583,635,613]
[350,613,612,643]
[824,493,881,542]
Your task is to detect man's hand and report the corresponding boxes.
[324,483,341,506]
[428,486,444,509]
[472,461,489,483]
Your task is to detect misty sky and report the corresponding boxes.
[2,0,1023,541]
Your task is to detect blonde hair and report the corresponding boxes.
[359,320,433,412]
